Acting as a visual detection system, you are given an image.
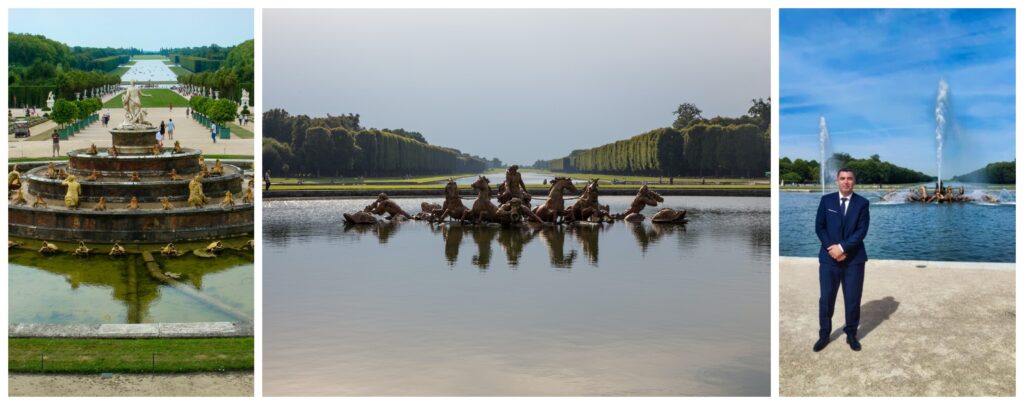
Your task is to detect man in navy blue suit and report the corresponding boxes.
[813,168,870,352]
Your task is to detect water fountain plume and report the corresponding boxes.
[935,79,949,182]
[819,116,834,194]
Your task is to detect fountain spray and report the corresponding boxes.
[935,79,949,182]
[819,116,832,194]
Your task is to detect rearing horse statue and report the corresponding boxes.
[566,179,612,222]
[532,177,578,223]
[436,178,470,222]
[466,175,498,223]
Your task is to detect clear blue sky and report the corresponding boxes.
[264,9,769,165]
[9,9,253,50]
[780,9,1015,178]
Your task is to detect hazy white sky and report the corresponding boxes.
[9,9,253,50]
[264,9,768,164]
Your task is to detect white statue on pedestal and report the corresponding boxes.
[119,80,152,128]
[46,92,55,110]
[240,89,249,107]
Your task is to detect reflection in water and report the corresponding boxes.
[9,250,253,324]
[360,221,689,270]
[264,196,769,395]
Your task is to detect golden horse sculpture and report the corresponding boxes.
[436,178,470,222]
[466,176,498,223]
[565,179,613,223]
[532,176,577,223]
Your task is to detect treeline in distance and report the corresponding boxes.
[532,99,771,177]
[263,109,502,177]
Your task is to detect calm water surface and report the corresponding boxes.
[780,191,1015,262]
[9,250,254,324]
[264,196,769,396]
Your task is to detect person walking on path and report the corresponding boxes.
[158,121,166,147]
[211,123,218,143]
[264,169,272,191]
[813,168,870,353]
[167,119,175,140]
[51,131,60,157]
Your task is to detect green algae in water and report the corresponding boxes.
[9,249,253,324]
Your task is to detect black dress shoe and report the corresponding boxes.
[812,338,829,352]
[846,335,861,351]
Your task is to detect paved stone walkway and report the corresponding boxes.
[9,321,254,338]
[779,257,1014,396]
[9,96,252,159]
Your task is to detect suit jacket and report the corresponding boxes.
[816,191,870,265]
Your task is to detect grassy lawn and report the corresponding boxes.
[110,66,130,76]
[272,173,484,185]
[10,337,253,374]
[103,89,188,108]
[227,123,253,139]
[25,127,57,141]
[168,65,192,77]
[131,55,169,60]
[162,60,174,65]
[522,168,767,184]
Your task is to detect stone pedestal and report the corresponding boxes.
[110,126,159,155]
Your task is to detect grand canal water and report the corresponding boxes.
[263,195,769,396]
[780,190,1015,262]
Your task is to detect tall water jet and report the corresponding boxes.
[819,116,834,194]
[935,79,949,182]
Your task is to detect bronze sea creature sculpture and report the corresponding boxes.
[93,196,107,211]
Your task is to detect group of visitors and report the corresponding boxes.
[155,119,175,147]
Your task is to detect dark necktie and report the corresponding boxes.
[841,197,848,217]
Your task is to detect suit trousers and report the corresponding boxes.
[819,261,865,339]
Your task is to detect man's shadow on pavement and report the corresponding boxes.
[829,296,900,342]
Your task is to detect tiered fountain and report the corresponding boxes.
[9,82,254,242]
